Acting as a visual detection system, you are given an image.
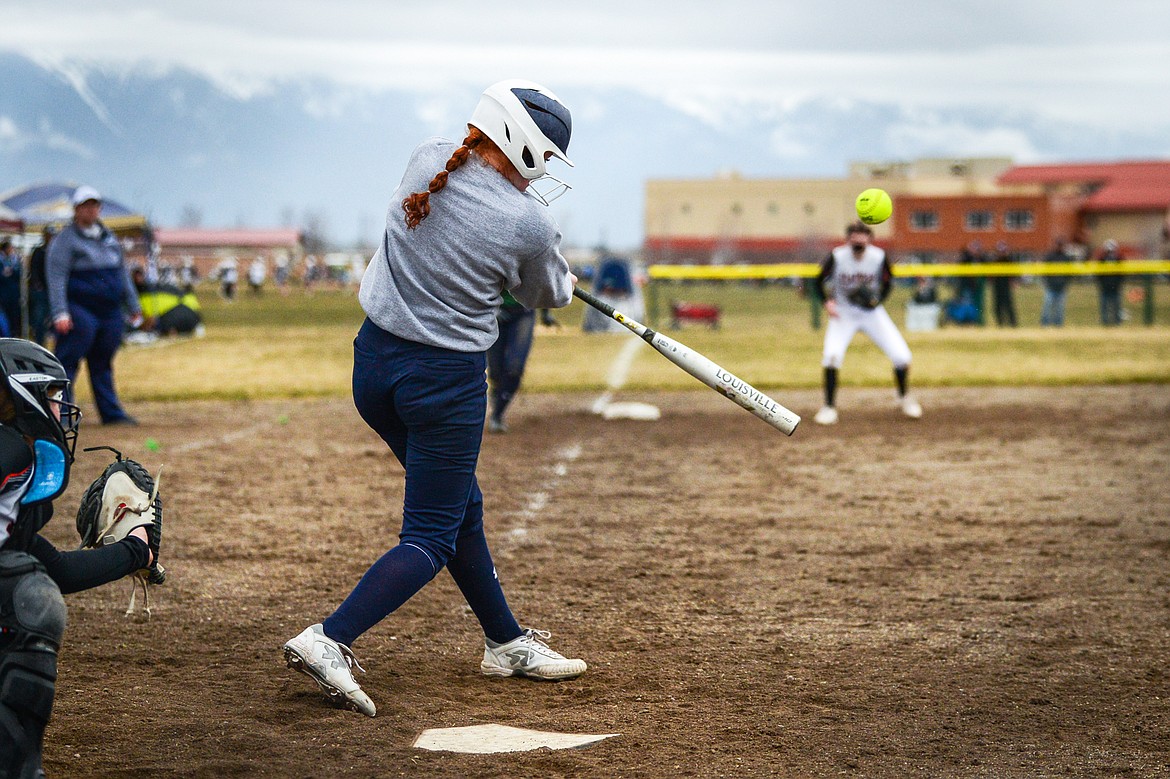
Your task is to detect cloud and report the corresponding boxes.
[0,116,95,158]
[2,2,1169,137]
[883,116,1042,162]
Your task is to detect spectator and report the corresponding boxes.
[1096,239,1124,326]
[955,239,987,325]
[302,255,320,290]
[133,267,203,337]
[274,256,290,290]
[218,257,238,301]
[27,226,56,345]
[178,256,197,292]
[156,260,175,287]
[990,240,1017,327]
[46,185,142,425]
[248,255,267,295]
[1041,237,1072,327]
[911,276,937,304]
[0,239,21,338]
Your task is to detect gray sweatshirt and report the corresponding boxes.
[358,137,573,352]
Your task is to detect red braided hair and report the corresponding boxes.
[402,128,487,230]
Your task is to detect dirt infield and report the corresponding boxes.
[41,385,1170,778]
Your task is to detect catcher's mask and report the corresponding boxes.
[0,338,82,503]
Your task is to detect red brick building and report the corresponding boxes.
[886,194,1052,260]
[997,161,1170,257]
[643,158,1170,264]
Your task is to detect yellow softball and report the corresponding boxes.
[855,188,893,225]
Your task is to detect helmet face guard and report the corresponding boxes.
[0,339,82,504]
[526,174,572,206]
[47,385,81,459]
[6,378,77,504]
[469,79,574,191]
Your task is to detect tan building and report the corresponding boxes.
[644,157,1015,263]
[643,157,1170,263]
[153,227,304,279]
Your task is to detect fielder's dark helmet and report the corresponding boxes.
[0,338,81,462]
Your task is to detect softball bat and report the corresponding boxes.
[573,287,800,435]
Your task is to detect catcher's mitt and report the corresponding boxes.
[76,447,165,587]
[846,285,880,310]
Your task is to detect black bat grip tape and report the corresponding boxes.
[573,286,617,318]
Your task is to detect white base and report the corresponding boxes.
[601,401,661,421]
[413,723,619,754]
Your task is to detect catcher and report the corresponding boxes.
[812,221,923,425]
[0,338,162,777]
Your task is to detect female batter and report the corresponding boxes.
[284,80,585,717]
[813,221,922,425]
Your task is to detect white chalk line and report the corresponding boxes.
[167,421,273,455]
[508,443,583,541]
[591,337,643,413]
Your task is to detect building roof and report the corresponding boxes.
[998,161,1170,212]
[154,227,303,248]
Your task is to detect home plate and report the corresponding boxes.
[413,723,619,754]
[600,401,661,421]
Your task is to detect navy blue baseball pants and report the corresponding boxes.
[323,318,522,647]
[54,303,130,424]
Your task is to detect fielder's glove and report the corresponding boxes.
[76,447,165,587]
[846,286,881,310]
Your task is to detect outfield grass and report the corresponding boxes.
[87,280,1170,403]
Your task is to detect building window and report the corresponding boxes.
[1003,209,1035,231]
[965,210,994,231]
[730,203,743,215]
[680,203,691,214]
[767,202,779,215]
[910,210,939,231]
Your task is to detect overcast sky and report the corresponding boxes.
[5,0,1170,130]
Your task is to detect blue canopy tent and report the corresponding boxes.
[2,182,153,272]
[1,182,148,234]
[0,203,22,234]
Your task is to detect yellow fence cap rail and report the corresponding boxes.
[648,260,1170,280]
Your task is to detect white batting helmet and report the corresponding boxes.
[469,80,573,182]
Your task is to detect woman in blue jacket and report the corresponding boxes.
[46,186,142,425]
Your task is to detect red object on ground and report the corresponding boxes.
[670,301,721,329]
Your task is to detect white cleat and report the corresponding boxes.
[283,624,377,717]
[481,629,587,681]
[900,394,923,419]
[813,406,839,425]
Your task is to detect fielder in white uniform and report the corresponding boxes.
[813,221,922,425]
